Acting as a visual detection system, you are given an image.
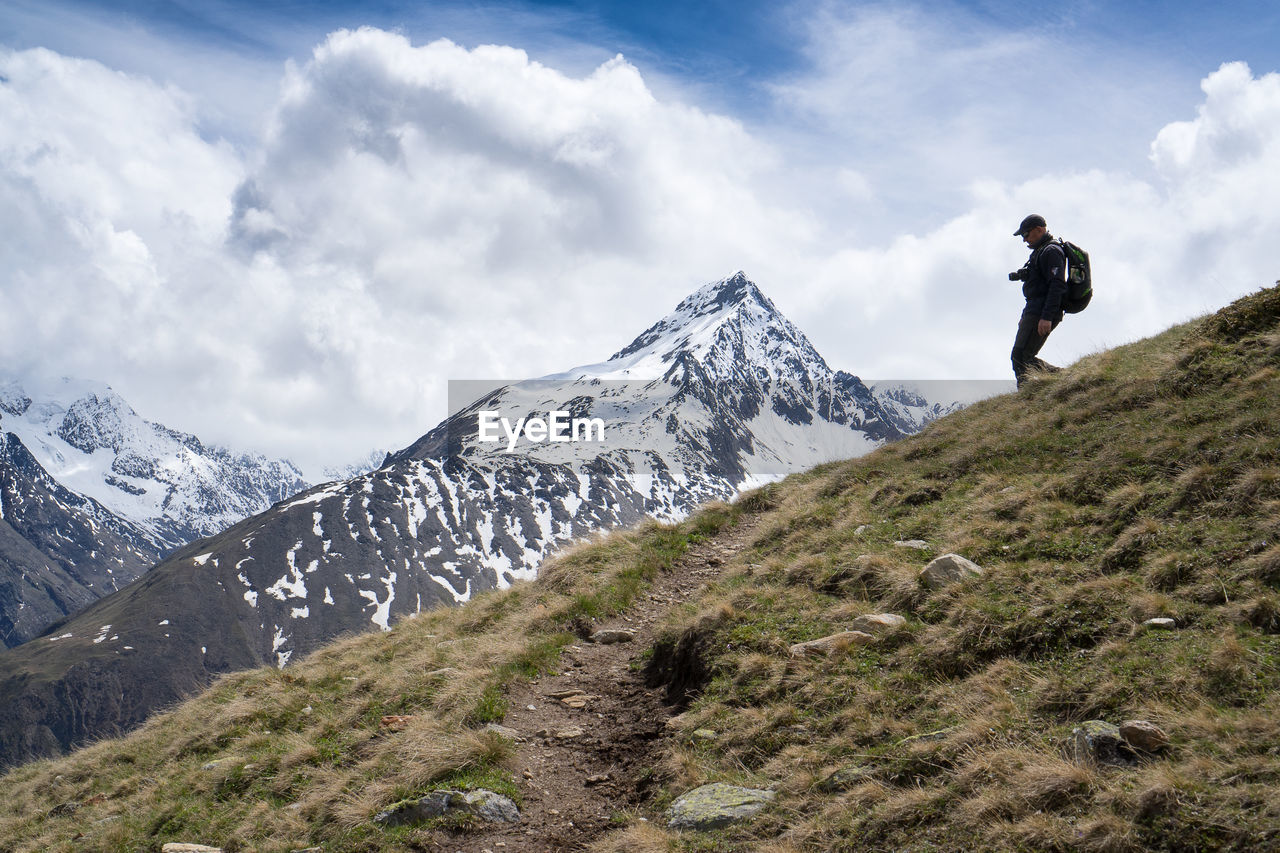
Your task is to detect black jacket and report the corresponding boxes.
[1022,233,1068,321]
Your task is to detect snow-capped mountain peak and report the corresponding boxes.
[618,271,804,361]
[609,271,776,358]
[546,271,829,388]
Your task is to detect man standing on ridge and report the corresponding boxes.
[1008,213,1067,387]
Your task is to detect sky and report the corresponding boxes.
[2,0,1280,475]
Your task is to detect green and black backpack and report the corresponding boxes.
[1056,239,1093,314]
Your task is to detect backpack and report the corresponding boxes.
[1056,239,1092,314]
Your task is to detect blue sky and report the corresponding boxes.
[10,1,1280,97]
[3,0,1280,469]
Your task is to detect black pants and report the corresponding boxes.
[1011,310,1059,387]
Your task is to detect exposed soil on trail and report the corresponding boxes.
[420,515,762,852]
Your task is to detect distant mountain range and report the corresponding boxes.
[0,273,964,769]
[0,377,322,648]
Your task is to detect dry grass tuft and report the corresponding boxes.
[1236,594,1280,633]
[1198,630,1254,700]
[1241,544,1280,587]
[988,812,1076,852]
[1075,813,1143,853]
[1101,518,1161,572]
[1143,551,1199,592]
[1229,466,1280,504]
[659,746,710,792]
[1014,754,1097,810]
[389,723,515,790]
[1171,463,1226,509]
[1126,590,1176,622]
[589,820,675,853]
[536,532,619,592]
[1102,482,1149,529]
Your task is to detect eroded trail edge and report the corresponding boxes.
[448,516,761,852]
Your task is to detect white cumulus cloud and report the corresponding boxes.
[2,24,1279,474]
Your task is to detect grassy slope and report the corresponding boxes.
[2,284,1279,853]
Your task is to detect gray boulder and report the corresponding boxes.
[374,789,520,827]
[919,554,984,590]
[665,782,776,830]
[1067,720,1136,766]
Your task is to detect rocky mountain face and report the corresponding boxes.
[0,378,311,647]
[0,432,166,648]
[0,273,961,769]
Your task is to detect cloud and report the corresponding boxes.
[0,47,243,370]
[762,2,1197,235]
[798,60,1280,380]
[2,21,1279,475]
[0,34,819,471]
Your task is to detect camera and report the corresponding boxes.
[1008,267,1029,282]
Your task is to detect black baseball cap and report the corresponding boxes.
[1014,214,1046,236]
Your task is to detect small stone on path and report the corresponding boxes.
[1142,617,1176,630]
[483,723,524,742]
[162,846,223,853]
[894,539,929,550]
[590,629,636,644]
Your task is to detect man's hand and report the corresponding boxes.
[1037,318,1053,337]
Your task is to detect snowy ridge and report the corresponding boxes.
[872,383,962,434]
[0,375,319,647]
[0,375,310,548]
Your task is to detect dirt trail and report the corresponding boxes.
[425,515,761,852]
